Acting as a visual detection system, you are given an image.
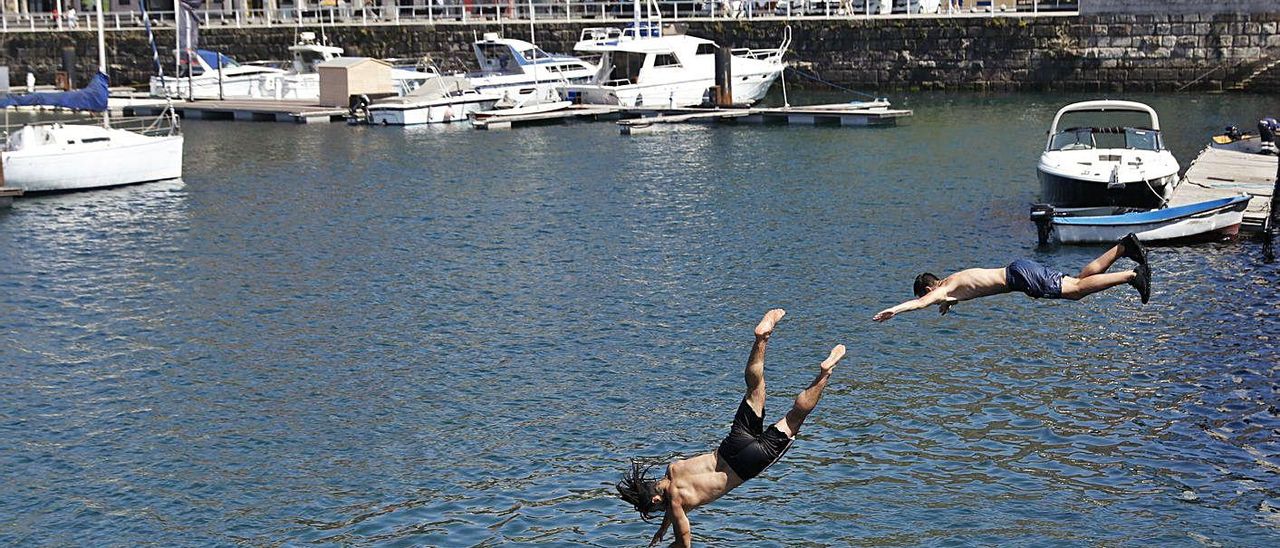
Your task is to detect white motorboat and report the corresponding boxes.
[3,2,182,194]
[150,49,286,99]
[1037,100,1181,209]
[152,33,437,100]
[562,13,788,108]
[467,33,598,96]
[366,76,501,125]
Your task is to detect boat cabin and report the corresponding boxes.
[289,31,345,75]
[590,36,718,87]
[472,33,589,79]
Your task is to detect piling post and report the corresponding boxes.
[713,45,732,107]
[1265,156,1279,263]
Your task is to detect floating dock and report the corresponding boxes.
[1173,146,1276,232]
[126,99,348,124]
[470,102,912,131]
[617,103,911,134]
[0,187,23,208]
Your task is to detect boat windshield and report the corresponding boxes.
[1048,128,1094,151]
[520,47,551,62]
[293,50,331,74]
[1048,127,1162,152]
[476,43,522,75]
[1124,128,1161,151]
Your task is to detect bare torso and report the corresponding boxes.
[940,267,1010,301]
[666,451,744,511]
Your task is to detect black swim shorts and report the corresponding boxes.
[1006,259,1064,299]
[716,397,795,481]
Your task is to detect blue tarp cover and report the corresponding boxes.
[0,72,109,112]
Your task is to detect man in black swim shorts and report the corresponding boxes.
[873,233,1151,322]
[616,309,845,547]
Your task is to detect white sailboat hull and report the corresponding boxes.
[4,129,184,193]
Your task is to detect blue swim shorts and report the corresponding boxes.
[1005,259,1064,299]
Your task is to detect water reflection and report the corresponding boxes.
[0,92,1277,546]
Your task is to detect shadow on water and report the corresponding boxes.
[0,91,1277,546]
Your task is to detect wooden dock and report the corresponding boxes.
[1172,146,1276,232]
[126,99,348,124]
[0,187,23,208]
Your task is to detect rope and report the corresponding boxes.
[784,67,878,100]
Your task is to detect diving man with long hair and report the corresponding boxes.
[616,309,846,547]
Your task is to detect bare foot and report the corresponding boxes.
[755,309,786,338]
[820,344,846,374]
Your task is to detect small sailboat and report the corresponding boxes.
[1,0,182,194]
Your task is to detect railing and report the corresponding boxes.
[0,0,1078,32]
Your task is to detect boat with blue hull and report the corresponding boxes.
[1031,194,1253,245]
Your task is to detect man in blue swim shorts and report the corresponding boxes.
[873,233,1151,322]
[616,309,846,547]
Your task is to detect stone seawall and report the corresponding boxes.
[4,13,1278,93]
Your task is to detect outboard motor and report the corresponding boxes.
[1259,117,1278,155]
[1029,203,1056,246]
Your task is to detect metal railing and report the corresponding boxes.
[0,0,1078,32]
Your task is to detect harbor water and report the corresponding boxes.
[1,92,1277,546]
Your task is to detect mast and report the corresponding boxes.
[94,0,109,127]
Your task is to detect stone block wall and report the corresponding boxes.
[1082,0,1280,15]
[2,13,1277,93]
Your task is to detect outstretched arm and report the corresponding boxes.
[648,513,671,547]
[873,287,953,322]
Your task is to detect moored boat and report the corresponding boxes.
[562,17,788,108]
[366,76,501,126]
[1038,100,1180,208]
[1030,194,1252,245]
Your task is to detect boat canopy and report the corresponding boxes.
[0,71,108,112]
[1049,100,1161,133]
[184,50,241,69]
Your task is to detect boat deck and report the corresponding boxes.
[126,99,349,124]
[1173,146,1276,232]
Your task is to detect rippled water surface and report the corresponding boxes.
[2,92,1278,546]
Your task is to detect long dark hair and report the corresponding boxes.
[616,459,665,520]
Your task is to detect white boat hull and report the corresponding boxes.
[369,99,498,125]
[1054,203,1247,244]
[4,132,184,193]
[566,70,779,108]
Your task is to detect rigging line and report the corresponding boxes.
[785,67,878,100]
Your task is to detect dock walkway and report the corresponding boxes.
[127,100,348,124]
[1173,146,1276,232]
